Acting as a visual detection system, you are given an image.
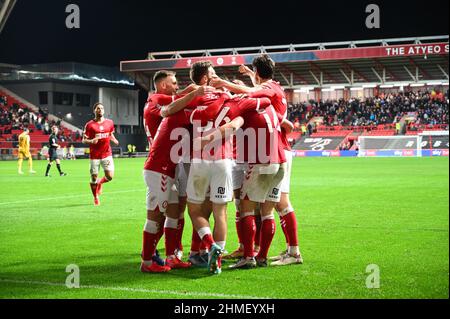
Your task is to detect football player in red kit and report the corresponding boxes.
[211,54,303,266]
[142,70,215,269]
[141,92,232,273]
[82,103,119,206]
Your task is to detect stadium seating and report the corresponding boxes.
[288,90,448,128]
[0,90,82,150]
[285,90,448,146]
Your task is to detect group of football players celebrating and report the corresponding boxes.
[140,54,303,274]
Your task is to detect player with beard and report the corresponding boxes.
[141,88,239,273]
[143,70,214,268]
[82,103,119,206]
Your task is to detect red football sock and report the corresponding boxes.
[284,212,299,246]
[254,215,262,247]
[199,240,208,251]
[200,233,215,251]
[156,216,165,243]
[280,216,289,246]
[256,218,276,260]
[190,230,202,253]
[164,227,178,257]
[142,231,158,261]
[177,218,185,252]
[99,177,110,185]
[236,211,244,247]
[240,215,256,258]
[89,183,98,198]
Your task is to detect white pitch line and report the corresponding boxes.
[0,278,270,299]
[0,189,142,206]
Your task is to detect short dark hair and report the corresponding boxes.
[93,102,103,112]
[252,54,275,79]
[153,70,176,86]
[190,61,213,85]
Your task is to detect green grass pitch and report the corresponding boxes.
[0,157,448,299]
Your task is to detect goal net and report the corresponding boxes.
[358,131,449,157]
[358,135,423,157]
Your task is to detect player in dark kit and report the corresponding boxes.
[45,126,67,177]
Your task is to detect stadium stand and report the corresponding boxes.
[120,35,448,154]
[284,89,449,149]
[0,89,82,151]
[287,90,448,127]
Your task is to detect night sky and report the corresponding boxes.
[0,0,448,67]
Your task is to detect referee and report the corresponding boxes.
[45,126,67,177]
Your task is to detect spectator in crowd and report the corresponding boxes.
[307,123,313,136]
[0,92,82,148]
[69,144,76,160]
[286,90,448,129]
[127,144,133,158]
[301,123,307,136]
[395,122,401,135]
[44,121,50,134]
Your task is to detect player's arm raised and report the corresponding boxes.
[239,64,258,87]
[177,83,200,96]
[161,86,215,117]
[210,76,275,99]
[235,97,272,113]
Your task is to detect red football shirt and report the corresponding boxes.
[143,93,177,146]
[83,119,115,160]
[144,96,227,178]
[249,80,291,151]
[143,91,230,146]
[186,91,233,110]
[192,96,272,161]
[238,105,286,165]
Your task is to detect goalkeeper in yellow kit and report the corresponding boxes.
[17,128,36,175]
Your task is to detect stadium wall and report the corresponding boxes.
[98,86,139,127]
[115,133,147,153]
[1,81,140,129]
[1,81,99,127]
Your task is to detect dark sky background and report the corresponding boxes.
[0,0,448,67]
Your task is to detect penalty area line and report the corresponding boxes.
[0,278,271,299]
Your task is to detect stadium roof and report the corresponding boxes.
[0,0,16,34]
[0,62,135,87]
[121,35,449,91]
